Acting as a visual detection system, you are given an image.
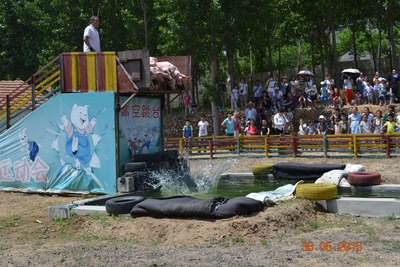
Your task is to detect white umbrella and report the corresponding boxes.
[297,70,314,77]
[342,68,360,74]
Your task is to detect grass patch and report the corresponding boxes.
[311,220,319,230]
[373,238,400,252]
[80,232,102,241]
[0,242,11,250]
[349,219,376,236]
[384,214,400,225]
[151,237,165,246]
[315,220,349,229]
[393,241,400,251]
[259,239,271,247]
[0,215,21,229]
[385,214,397,221]
[88,212,111,226]
[53,216,72,229]
[223,236,246,247]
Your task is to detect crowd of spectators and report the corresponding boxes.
[217,70,400,136]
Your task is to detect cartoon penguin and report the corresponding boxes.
[19,128,39,161]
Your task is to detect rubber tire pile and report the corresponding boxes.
[251,162,383,201]
[120,150,189,191]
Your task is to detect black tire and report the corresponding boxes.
[105,196,145,215]
[124,162,147,172]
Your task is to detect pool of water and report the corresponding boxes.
[142,173,400,200]
[144,178,293,199]
[138,157,400,200]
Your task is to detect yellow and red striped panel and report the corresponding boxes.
[62,52,117,92]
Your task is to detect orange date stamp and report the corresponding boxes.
[301,241,363,252]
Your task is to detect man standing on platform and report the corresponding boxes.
[83,16,101,52]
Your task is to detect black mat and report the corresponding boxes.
[271,162,346,180]
[130,196,264,219]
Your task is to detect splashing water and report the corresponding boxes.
[190,157,239,192]
[147,156,239,197]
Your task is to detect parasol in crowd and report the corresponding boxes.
[297,70,314,77]
[342,68,361,74]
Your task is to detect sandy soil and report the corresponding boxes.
[1,157,400,266]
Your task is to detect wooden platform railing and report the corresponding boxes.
[164,133,400,159]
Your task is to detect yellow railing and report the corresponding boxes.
[0,55,61,128]
[164,133,400,159]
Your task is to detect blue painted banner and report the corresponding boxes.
[118,97,161,171]
[0,92,116,194]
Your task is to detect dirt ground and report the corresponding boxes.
[1,157,400,266]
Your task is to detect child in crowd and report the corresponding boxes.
[306,120,317,135]
[338,113,348,134]
[320,82,328,108]
[262,92,273,114]
[233,111,241,136]
[260,119,271,136]
[360,113,373,134]
[389,87,397,104]
[191,102,198,114]
[256,101,266,124]
[244,119,258,136]
[327,85,334,108]
[332,87,341,108]
[270,107,279,129]
[307,85,319,109]
[285,107,294,134]
[183,91,192,114]
[316,115,329,135]
[373,78,380,104]
[334,119,340,134]
[197,114,209,153]
[328,108,340,134]
[182,120,193,139]
[355,91,363,105]
[298,118,307,135]
[274,88,284,110]
[282,92,294,110]
[382,114,398,133]
[378,80,389,105]
[364,81,373,105]
[373,110,383,134]
[182,120,193,151]
[298,94,307,108]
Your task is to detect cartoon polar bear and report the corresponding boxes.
[61,104,97,168]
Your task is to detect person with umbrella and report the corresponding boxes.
[343,75,353,105]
